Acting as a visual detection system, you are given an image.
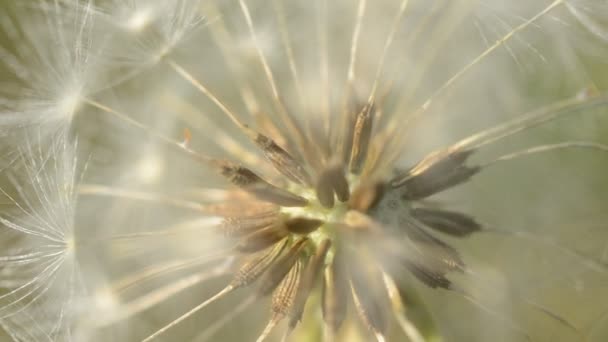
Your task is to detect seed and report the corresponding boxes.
[250,130,312,186]
[349,102,375,174]
[257,238,309,296]
[284,217,325,235]
[236,224,289,253]
[215,160,309,207]
[410,207,481,237]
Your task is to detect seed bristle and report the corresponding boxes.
[448,285,532,341]
[141,284,236,342]
[349,260,391,341]
[382,274,426,342]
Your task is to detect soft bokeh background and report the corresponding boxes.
[1,1,608,341]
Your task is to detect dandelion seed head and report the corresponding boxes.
[0,134,93,341]
[2,0,608,341]
[93,0,206,69]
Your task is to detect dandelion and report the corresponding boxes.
[0,1,100,154]
[2,0,608,342]
[0,134,90,341]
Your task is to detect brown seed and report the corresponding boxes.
[410,207,481,237]
[248,182,310,207]
[256,259,303,342]
[315,173,335,209]
[258,238,309,296]
[390,148,479,200]
[252,131,312,186]
[316,162,351,210]
[401,165,480,200]
[233,239,288,288]
[216,160,261,187]
[391,149,474,185]
[285,217,325,235]
[349,102,375,174]
[256,258,303,342]
[271,259,302,317]
[215,160,309,207]
[390,148,477,191]
[236,224,288,254]
[253,111,290,155]
[220,213,279,237]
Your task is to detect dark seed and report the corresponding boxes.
[316,173,335,208]
[316,162,350,209]
[404,260,452,289]
[285,217,325,235]
[411,207,481,237]
[391,149,475,186]
[400,165,480,200]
